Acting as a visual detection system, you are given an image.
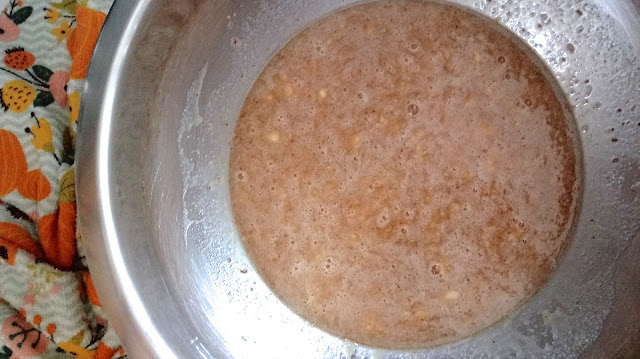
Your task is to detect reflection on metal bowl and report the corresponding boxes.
[76,0,640,358]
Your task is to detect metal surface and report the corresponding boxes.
[76,0,640,358]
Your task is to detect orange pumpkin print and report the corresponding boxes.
[83,272,101,307]
[17,169,50,201]
[0,129,52,201]
[0,222,44,259]
[0,129,28,196]
[67,7,106,80]
[38,202,77,270]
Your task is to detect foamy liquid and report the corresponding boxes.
[230,0,579,348]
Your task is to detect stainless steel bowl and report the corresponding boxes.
[76,0,640,358]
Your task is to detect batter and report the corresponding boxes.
[230,0,580,348]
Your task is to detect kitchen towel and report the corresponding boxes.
[0,0,124,358]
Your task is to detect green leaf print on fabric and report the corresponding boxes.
[7,6,32,25]
[33,91,54,107]
[31,65,53,83]
[0,345,11,359]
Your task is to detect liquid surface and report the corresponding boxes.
[230,0,578,349]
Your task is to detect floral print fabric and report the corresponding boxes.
[0,0,124,358]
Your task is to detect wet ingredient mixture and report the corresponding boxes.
[230,0,580,349]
